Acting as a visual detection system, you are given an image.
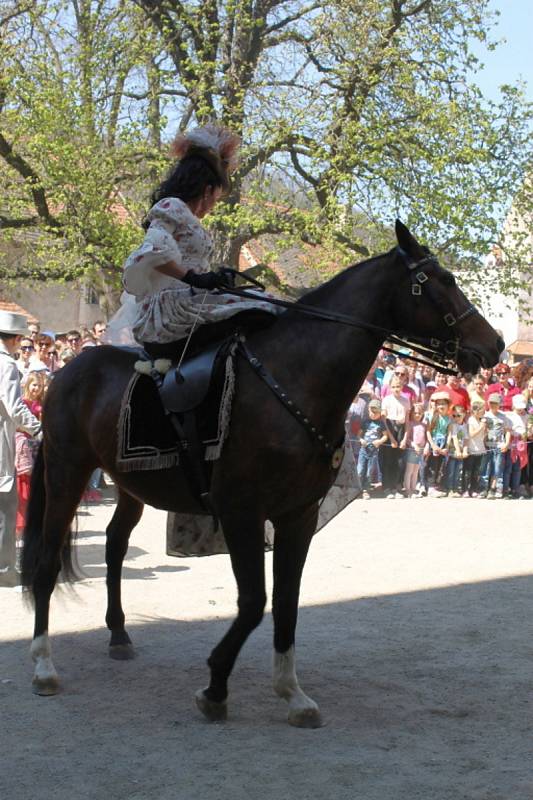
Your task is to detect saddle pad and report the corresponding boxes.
[116,347,236,472]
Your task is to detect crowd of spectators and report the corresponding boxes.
[16,319,107,385]
[10,320,533,514]
[347,352,533,500]
[14,319,107,521]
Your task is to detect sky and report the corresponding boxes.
[470,0,533,103]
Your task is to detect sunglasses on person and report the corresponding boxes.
[67,336,80,343]
[20,345,34,352]
[452,413,464,418]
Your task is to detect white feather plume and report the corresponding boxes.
[171,123,240,172]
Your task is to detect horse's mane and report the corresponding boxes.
[295,248,395,308]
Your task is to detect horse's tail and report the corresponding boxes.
[21,444,79,602]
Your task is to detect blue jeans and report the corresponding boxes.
[481,448,505,493]
[503,452,521,495]
[357,445,381,489]
[445,457,463,492]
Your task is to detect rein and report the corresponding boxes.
[221,249,477,376]
[230,250,477,462]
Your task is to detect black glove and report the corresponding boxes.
[182,270,227,290]
[216,267,237,288]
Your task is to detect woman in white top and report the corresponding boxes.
[105,124,278,348]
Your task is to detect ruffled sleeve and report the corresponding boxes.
[123,199,190,298]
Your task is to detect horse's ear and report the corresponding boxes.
[395,219,419,255]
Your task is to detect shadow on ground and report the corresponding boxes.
[2,574,533,800]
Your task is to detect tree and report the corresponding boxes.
[0,0,161,293]
[0,0,531,305]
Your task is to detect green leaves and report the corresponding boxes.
[0,0,531,308]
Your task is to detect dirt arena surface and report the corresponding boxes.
[2,490,532,800]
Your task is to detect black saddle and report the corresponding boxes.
[159,339,226,414]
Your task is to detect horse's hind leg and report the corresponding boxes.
[105,490,144,660]
[30,458,92,696]
[195,513,266,722]
[271,503,323,728]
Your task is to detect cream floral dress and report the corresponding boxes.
[105,197,277,346]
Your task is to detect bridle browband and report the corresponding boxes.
[220,248,479,375]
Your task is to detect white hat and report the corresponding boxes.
[0,310,28,335]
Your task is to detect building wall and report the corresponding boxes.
[0,281,104,334]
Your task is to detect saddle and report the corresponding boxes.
[158,337,234,517]
[119,310,275,512]
[159,339,224,413]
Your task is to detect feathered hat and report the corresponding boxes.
[170,123,241,189]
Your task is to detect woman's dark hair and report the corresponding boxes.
[144,149,228,229]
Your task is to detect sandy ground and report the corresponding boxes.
[1,490,533,800]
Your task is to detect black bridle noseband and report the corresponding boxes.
[220,248,479,376]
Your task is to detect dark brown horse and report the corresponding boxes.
[22,222,503,727]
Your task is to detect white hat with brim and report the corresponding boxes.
[0,310,29,335]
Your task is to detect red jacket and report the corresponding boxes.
[442,384,471,410]
[484,382,521,411]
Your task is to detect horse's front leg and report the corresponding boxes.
[195,513,266,722]
[105,491,144,659]
[271,502,323,728]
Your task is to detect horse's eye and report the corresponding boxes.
[442,273,456,287]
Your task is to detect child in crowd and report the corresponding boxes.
[400,402,427,497]
[503,394,528,499]
[425,391,450,497]
[463,401,486,497]
[14,371,48,569]
[445,405,469,496]
[357,399,388,498]
[481,393,511,498]
[381,376,411,498]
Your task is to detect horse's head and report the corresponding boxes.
[391,220,504,374]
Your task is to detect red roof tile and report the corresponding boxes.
[0,299,39,323]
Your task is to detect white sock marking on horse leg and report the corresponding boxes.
[273,646,319,721]
[30,633,58,686]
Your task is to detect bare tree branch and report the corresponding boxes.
[0,215,40,230]
[0,1,33,28]
[0,133,61,229]
[263,1,321,36]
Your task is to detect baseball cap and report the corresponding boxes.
[368,399,381,410]
[488,392,501,404]
[432,391,450,401]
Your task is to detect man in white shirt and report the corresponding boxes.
[0,312,41,587]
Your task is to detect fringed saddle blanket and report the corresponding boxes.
[116,347,236,472]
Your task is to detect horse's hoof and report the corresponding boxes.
[109,643,136,661]
[288,706,324,729]
[195,689,227,722]
[32,676,60,696]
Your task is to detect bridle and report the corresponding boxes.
[220,247,480,376]
[389,247,478,374]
